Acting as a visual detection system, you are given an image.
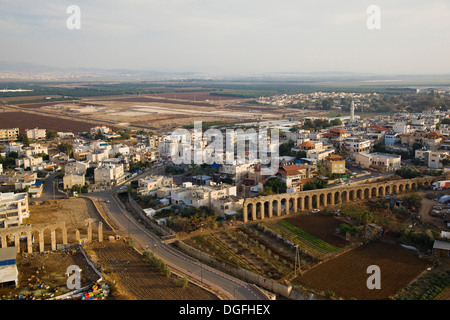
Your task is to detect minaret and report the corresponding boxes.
[350,99,355,122]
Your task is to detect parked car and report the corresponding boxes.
[311,209,321,213]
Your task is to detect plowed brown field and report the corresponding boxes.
[295,241,432,300]
[88,241,219,300]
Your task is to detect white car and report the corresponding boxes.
[311,209,321,213]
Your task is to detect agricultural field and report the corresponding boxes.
[87,240,219,300]
[183,224,319,282]
[294,241,433,300]
[149,91,241,101]
[394,259,450,300]
[264,220,341,260]
[0,111,96,132]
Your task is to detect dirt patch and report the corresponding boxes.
[27,198,113,244]
[0,247,100,300]
[87,240,219,300]
[284,214,350,248]
[295,241,432,300]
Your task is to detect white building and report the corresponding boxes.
[26,128,46,140]
[0,192,29,229]
[65,161,89,176]
[138,176,174,196]
[0,247,18,286]
[18,143,48,158]
[170,181,237,210]
[393,123,410,135]
[94,164,124,185]
[415,149,449,169]
[15,156,43,170]
[355,152,401,171]
[343,138,373,159]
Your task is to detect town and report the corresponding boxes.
[0,84,449,301]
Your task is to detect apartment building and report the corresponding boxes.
[355,152,401,171]
[0,192,29,229]
[170,181,237,209]
[63,174,86,190]
[138,175,173,196]
[343,138,373,159]
[94,164,124,185]
[0,128,19,143]
[18,143,48,158]
[415,149,449,169]
[277,164,308,189]
[25,128,46,140]
[15,156,43,169]
[324,154,346,175]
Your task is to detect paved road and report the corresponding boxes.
[32,171,65,202]
[34,165,265,299]
[87,167,263,300]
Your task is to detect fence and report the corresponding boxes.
[175,240,292,298]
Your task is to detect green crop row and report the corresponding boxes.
[278,220,340,253]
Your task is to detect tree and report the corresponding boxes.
[322,98,334,110]
[395,167,423,179]
[57,142,73,156]
[264,178,287,194]
[46,129,58,140]
[361,211,373,230]
[18,132,30,147]
[401,193,422,210]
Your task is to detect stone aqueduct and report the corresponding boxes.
[0,221,103,253]
[242,176,444,223]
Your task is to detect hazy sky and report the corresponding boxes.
[1,0,450,75]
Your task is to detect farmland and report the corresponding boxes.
[183,224,319,281]
[0,111,96,132]
[294,241,432,300]
[87,240,220,300]
[264,220,341,260]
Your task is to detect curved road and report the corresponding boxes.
[87,179,264,300]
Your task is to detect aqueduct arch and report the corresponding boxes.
[242,176,443,223]
[0,221,104,253]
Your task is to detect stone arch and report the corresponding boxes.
[304,195,311,210]
[326,192,333,206]
[364,188,370,199]
[254,202,262,220]
[356,189,363,200]
[311,194,319,209]
[405,183,410,192]
[319,193,326,207]
[273,199,281,216]
[385,185,391,195]
[371,187,377,198]
[398,184,404,193]
[334,191,341,205]
[392,185,398,194]
[341,190,348,203]
[349,190,356,201]
[31,229,41,252]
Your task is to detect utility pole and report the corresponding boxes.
[294,244,301,277]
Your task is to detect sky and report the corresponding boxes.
[1,0,450,75]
